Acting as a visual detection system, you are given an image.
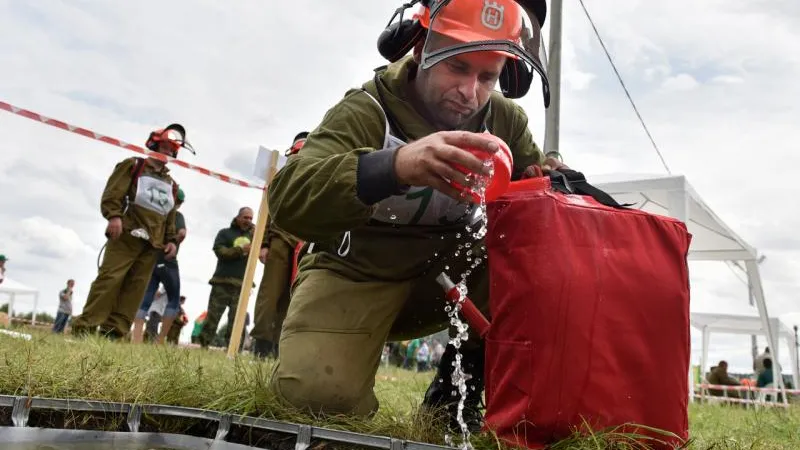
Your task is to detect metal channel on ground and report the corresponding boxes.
[1,395,453,449]
[0,428,258,449]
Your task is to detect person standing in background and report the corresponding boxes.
[131,188,188,344]
[198,207,254,348]
[166,296,188,344]
[145,287,168,342]
[191,311,207,344]
[0,254,7,285]
[70,124,188,339]
[52,279,75,333]
[250,132,308,359]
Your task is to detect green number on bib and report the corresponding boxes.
[406,187,433,225]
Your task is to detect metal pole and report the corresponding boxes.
[543,0,563,159]
[749,276,758,362]
[795,325,799,388]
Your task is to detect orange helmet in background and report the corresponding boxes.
[285,131,309,156]
[145,123,196,158]
[377,0,549,104]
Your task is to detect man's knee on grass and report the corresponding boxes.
[269,362,378,417]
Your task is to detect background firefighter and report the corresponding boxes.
[71,124,191,339]
[265,0,561,433]
[251,132,308,359]
[198,207,255,348]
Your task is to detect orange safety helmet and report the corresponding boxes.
[415,0,525,52]
[377,0,549,104]
[145,123,196,158]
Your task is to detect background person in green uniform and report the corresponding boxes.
[131,188,187,344]
[266,0,562,432]
[198,207,255,348]
[0,254,7,285]
[71,124,192,339]
[251,132,308,359]
[191,310,207,344]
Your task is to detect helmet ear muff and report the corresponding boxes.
[499,58,533,100]
[145,123,191,158]
[499,58,551,106]
[378,19,425,62]
[145,130,162,151]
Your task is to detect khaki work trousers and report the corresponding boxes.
[269,239,490,417]
[251,236,295,344]
[71,232,159,337]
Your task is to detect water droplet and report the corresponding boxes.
[390,214,398,220]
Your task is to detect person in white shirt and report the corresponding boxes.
[52,279,74,333]
[144,287,168,341]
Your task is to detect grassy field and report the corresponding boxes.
[0,329,798,449]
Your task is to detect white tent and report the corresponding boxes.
[590,173,783,399]
[690,311,799,392]
[0,278,40,325]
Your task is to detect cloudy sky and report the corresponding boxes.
[1,0,798,375]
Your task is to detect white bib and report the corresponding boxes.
[133,175,175,216]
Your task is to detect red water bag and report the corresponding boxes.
[483,176,692,449]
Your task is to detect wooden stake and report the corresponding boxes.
[226,149,280,359]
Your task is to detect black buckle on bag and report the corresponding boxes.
[548,169,633,209]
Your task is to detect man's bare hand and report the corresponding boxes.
[106,217,123,240]
[393,131,499,201]
[241,242,251,256]
[542,156,569,172]
[259,247,269,264]
[164,243,178,259]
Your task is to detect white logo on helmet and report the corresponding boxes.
[481,1,504,31]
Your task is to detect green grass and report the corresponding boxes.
[0,328,798,449]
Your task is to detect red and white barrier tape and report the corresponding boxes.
[0,101,265,190]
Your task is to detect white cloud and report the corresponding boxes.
[661,73,699,91]
[10,217,95,260]
[711,75,745,85]
[0,0,799,375]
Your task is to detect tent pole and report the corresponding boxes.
[749,277,758,363]
[745,260,787,405]
[793,325,800,390]
[701,326,709,382]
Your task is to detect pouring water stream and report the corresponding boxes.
[443,158,494,450]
